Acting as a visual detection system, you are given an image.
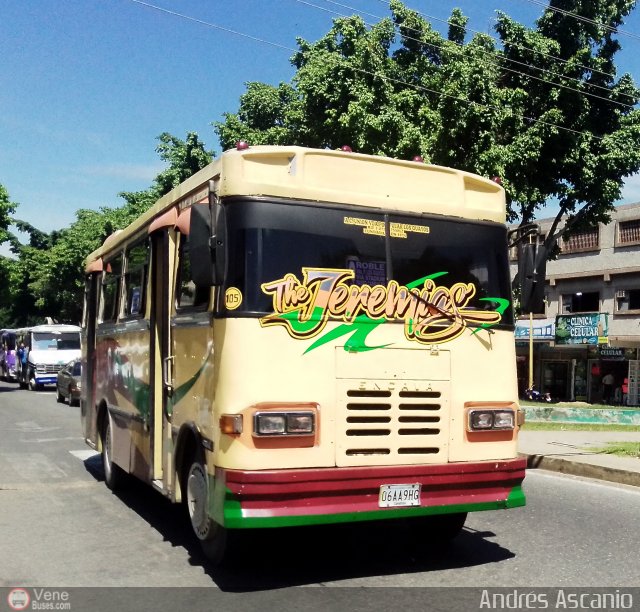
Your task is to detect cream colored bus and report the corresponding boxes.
[81,144,526,563]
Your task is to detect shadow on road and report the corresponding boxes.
[0,382,20,393]
[83,456,516,591]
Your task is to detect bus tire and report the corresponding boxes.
[101,414,125,491]
[425,512,468,542]
[29,370,40,391]
[185,457,228,564]
[409,512,467,548]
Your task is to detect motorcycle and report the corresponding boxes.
[524,386,553,403]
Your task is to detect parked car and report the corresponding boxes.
[56,359,82,406]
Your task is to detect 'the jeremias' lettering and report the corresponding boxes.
[259,268,502,345]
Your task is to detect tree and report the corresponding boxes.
[214,0,640,248]
[495,0,640,248]
[120,131,214,212]
[1,132,214,326]
[0,183,18,326]
[0,184,16,247]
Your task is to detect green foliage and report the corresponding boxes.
[0,183,16,245]
[120,132,214,213]
[0,184,18,325]
[214,0,640,248]
[0,132,213,327]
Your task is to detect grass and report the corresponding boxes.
[521,403,640,456]
[589,442,640,458]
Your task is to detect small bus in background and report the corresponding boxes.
[0,329,18,382]
[81,144,527,563]
[17,324,82,390]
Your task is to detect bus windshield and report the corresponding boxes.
[32,332,81,351]
[1,331,16,351]
[224,199,514,328]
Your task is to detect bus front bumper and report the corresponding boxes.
[210,458,526,529]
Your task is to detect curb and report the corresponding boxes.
[520,452,640,488]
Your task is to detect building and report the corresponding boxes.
[511,203,640,405]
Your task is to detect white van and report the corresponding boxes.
[19,324,81,390]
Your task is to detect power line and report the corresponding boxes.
[300,0,636,109]
[513,0,640,43]
[126,0,611,142]
[371,0,623,83]
[128,0,294,53]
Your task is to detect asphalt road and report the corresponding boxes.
[1,380,639,611]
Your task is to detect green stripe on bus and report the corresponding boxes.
[506,485,526,508]
[216,485,526,529]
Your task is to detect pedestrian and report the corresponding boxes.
[602,372,615,404]
[622,377,629,406]
[17,341,28,384]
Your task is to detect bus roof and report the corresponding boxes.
[85,145,506,267]
[25,324,81,333]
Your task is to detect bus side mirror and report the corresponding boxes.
[519,242,547,314]
[189,201,226,287]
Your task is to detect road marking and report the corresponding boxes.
[69,449,100,461]
[12,421,61,433]
[33,436,84,443]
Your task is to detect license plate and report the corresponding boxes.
[378,483,421,508]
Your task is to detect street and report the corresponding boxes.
[1,380,639,608]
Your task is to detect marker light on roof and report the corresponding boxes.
[412,155,424,163]
[340,145,352,152]
[236,141,249,151]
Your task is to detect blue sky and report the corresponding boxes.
[1,0,639,246]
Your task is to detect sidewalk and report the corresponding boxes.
[518,429,640,487]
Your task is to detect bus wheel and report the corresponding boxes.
[412,512,468,544]
[29,372,41,391]
[185,458,228,564]
[429,512,467,542]
[101,414,125,490]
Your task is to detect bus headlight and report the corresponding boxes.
[253,411,315,437]
[468,409,515,431]
[493,410,516,429]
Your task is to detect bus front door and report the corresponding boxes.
[149,230,176,494]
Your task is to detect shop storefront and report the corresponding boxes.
[515,318,555,397]
[587,347,639,405]
[515,313,640,405]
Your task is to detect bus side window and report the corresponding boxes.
[176,232,210,310]
[123,240,149,317]
[101,254,123,323]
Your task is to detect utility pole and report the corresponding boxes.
[528,231,534,390]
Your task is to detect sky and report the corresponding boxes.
[1,0,640,251]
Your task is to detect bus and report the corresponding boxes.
[17,324,82,390]
[0,329,18,382]
[81,144,527,563]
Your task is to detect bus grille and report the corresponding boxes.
[36,364,63,375]
[336,381,449,467]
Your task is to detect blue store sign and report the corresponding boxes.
[515,318,555,341]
